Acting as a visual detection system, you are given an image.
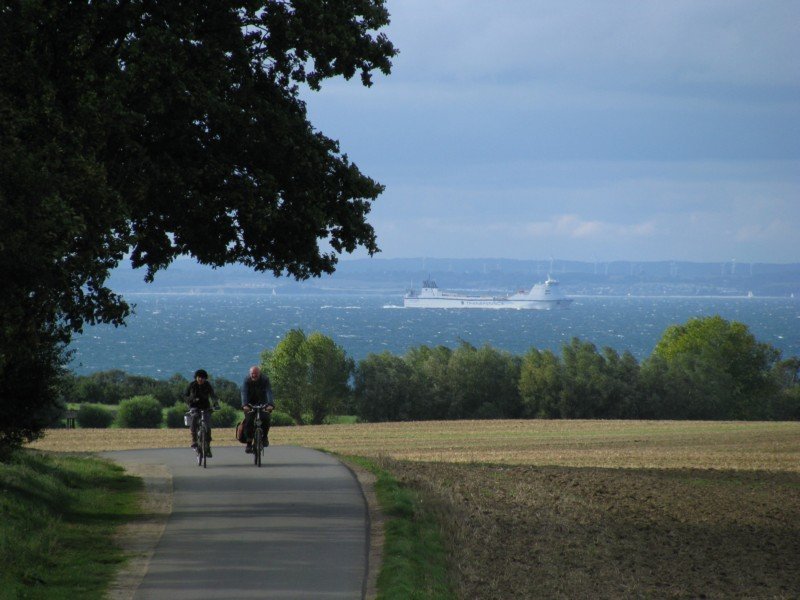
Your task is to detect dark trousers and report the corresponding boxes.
[242,410,270,442]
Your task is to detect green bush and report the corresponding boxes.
[213,377,241,408]
[771,386,800,420]
[165,403,240,430]
[473,403,501,419]
[211,404,238,428]
[115,395,162,428]
[323,414,361,425]
[165,402,187,429]
[76,404,114,428]
[270,410,296,427]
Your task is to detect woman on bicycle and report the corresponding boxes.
[186,369,219,453]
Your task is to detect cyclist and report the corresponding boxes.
[241,365,274,454]
[186,369,220,455]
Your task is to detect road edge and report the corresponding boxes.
[107,463,173,600]
[340,458,385,600]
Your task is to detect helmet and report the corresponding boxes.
[194,369,209,380]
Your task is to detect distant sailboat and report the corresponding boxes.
[747,291,754,298]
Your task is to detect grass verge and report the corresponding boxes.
[344,456,456,600]
[0,450,141,599]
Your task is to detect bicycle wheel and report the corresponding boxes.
[254,428,262,467]
[197,427,206,468]
[202,426,209,468]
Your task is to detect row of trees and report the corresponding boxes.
[57,316,800,425]
[262,317,800,423]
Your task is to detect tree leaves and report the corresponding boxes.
[0,1,396,452]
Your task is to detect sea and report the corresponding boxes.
[67,293,800,383]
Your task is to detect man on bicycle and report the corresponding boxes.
[186,369,219,454]
[241,365,274,454]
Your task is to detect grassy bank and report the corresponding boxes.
[0,451,141,599]
[345,456,456,600]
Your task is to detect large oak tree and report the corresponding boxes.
[0,1,396,453]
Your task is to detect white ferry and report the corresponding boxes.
[403,276,573,310]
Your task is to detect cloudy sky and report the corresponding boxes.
[302,1,799,263]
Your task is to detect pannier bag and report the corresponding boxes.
[235,421,248,443]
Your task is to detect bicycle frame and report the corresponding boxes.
[188,408,213,468]
[249,404,270,467]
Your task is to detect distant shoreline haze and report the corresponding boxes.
[108,258,800,298]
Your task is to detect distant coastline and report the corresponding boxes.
[108,257,800,299]
[117,290,798,302]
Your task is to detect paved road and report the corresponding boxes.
[105,445,369,599]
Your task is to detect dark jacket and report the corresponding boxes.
[185,380,216,410]
[241,374,274,407]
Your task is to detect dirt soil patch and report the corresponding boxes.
[389,461,800,600]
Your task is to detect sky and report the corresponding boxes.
[300,0,800,264]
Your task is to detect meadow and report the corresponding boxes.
[31,420,800,599]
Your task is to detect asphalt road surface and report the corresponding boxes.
[105,445,369,599]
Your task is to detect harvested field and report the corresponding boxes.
[30,420,800,599]
[31,420,800,472]
[389,461,800,599]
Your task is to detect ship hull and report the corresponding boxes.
[403,297,573,309]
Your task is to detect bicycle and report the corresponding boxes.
[248,403,271,467]
[186,406,216,468]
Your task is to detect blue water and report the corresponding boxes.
[68,293,800,382]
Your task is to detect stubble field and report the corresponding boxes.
[31,420,800,599]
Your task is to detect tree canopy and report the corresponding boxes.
[0,1,396,453]
[261,329,353,424]
[644,315,781,419]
